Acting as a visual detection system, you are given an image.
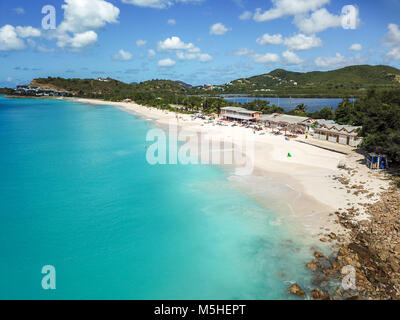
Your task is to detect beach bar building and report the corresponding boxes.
[220,107,262,122]
[260,113,310,134]
[314,122,363,147]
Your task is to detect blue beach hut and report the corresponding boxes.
[365,153,388,170]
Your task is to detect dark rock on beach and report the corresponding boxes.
[288,284,306,297]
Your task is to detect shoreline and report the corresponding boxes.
[6,95,397,299]
[65,97,391,240]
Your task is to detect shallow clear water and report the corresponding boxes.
[0,96,313,299]
[224,97,355,112]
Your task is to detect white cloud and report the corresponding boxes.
[37,45,55,53]
[27,39,36,48]
[1,2,118,53]
[57,30,98,49]
[0,24,42,51]
[47,0,120,50]
[251,52,280,64]
[210,23,230,35]
[0,25,26,51]
[314,52,366,69]
[198,53,212,62]
[112,49,133,61]
[59,0,119,34]
[13,7,25,15]
[148,49,156,58]
[256,33,321,51]
[136,39,147,47]
[176,50,212,62]
[387,47,400,60]
[254,0,329,22]
[383,23,400,47]
[239,11,252,20]
[158,36,211,63]
[121,0,203,9]
[122,0,171,8]
[167,19,176,25]
[383,23,400,61]
[158,58,176,67]
[282,50,304,65]
[256,33,283,46]
[349,43,362,51]
[294,8,342,34]
[16,26,41,38]
[176,51,197,60]
[234,47,253,56]
[158,36,199,52]
[284,33,322,51]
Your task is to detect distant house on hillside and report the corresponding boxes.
[14,85,73,97]
[314,122,363,147]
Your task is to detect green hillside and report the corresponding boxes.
[31,77,133,96]
[31,77,190,98]
[266,65,400,89]
[202,65,400,97]
[28,65,400,100]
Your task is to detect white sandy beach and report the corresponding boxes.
[67,97,391,241]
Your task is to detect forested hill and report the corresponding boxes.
[258,65,400,89]
[207,65,400,97]
[30,77,190,98]
[29,65,400,98]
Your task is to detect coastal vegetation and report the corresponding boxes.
[335,90,400,163]
[0,88,14,95]
[8,65,400,164]
[28,65,400,101]
[195,65,400,98]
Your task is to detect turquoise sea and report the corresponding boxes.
[0,96,314,300]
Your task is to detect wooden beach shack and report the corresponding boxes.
[220,107,262,122]
[314,122,363,147]
[260,113,310,134]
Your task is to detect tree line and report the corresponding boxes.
[104,89,399,163]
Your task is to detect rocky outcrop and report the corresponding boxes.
[288,284,306,296]
[305,188,400,300]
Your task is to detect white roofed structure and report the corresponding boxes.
[220,107,262,122]
[314,122,362,147]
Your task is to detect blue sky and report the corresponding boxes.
[0,0,399,87]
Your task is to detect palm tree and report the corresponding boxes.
[294,104,307,114]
